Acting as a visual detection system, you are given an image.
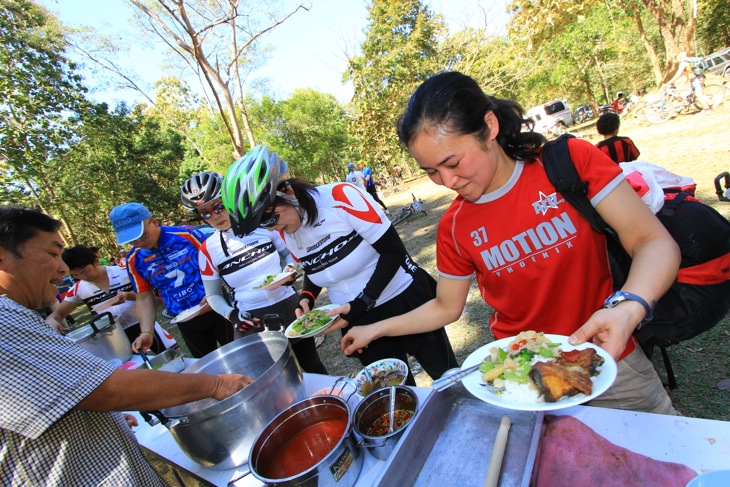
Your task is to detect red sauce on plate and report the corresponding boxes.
[261,419,347,479]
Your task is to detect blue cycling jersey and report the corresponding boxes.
[362,167,375,188]
[127,225,208,315]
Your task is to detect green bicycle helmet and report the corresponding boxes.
[180,171,223,211]
[222,145,287,236]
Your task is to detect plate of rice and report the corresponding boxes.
[460,331,617,411]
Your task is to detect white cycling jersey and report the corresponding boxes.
[345,171,366,190]
[198,228,295,311]
[63,266,138,329]
[281,183,414,307]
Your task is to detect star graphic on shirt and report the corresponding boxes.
[534,191,562,215]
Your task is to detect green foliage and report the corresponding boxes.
[0,0,88,217]
[54,102,186,251]
[696,0,730,53]
[247,89,354,183]
[347,0,446,175]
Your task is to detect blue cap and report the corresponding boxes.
[348,162,355,171]
[110,202,152,245]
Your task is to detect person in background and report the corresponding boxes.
[344,162,366,190]
[595,112,641,164]
[118,249,128,269]
[359,162,390,214]
[663,51,715,111]
[90,246,109,266]
[46,245,176,353]
[110,202,233,358]
[341,71,679,414]
[181,170,328,373]
[0,206,253,486]
[223,146,459,385]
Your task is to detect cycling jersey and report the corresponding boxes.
[344,171,366,190]
[362,167,375,188]
[198,228,295,311]
[63,266,137,328]
[126,225,208,315]
[281,183,413,306]
[596,136,640,164]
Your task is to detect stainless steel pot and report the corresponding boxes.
[249,395,363,487]
[353,386,419,460]
[66,312,132,362]
[154,331,305,469]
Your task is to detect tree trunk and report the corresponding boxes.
[640,0,696,82]
[628,7,664,85]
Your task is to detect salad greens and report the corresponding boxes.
[289,309,332,336]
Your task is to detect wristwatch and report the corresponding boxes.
[355,292,376,312]
[603,291,655,329]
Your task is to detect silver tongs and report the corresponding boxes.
[431,362,482,392]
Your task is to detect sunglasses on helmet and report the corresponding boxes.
[199,203,226,220]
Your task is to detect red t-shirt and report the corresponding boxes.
[437,138,625,341]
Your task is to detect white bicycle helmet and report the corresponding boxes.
[181,171,223,210]
[222,145,287,236]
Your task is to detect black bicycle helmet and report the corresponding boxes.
[181,171,223,211]
[222,145,286,237]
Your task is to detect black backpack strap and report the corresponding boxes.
[542,134,609,234]
[541,134,632,285]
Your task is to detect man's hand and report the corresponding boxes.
[45,316,64,334]
[122,413,139,428]
[210,374,255,400]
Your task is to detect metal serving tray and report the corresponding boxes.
[373,383,543,487]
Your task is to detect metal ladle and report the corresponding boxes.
[388,386,396,433]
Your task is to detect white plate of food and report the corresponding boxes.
[460,331,617,411]
[284,304,340,338]
[252,270,296,291]
[170,303,207,324]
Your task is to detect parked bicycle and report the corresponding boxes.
[390,194,427,226]
[644,83,725,124]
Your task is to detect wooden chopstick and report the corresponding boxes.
[484,415,512,487]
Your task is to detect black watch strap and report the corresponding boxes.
[356,292,376,311]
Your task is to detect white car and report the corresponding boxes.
[525,99,573,136]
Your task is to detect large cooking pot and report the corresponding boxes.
[249,395,363,487]
[66,312,132,362]
[155,331,305,469]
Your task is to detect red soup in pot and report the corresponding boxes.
[261,419,348,479]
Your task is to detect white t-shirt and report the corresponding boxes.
[280,183,413,306]
[63,266,138,329]
[198,228,295,311]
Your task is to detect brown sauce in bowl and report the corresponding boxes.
[366,409,414,436]
[262,419,347,479]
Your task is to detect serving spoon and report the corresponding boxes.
[431,363,483,392]
[388,386,396,433]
